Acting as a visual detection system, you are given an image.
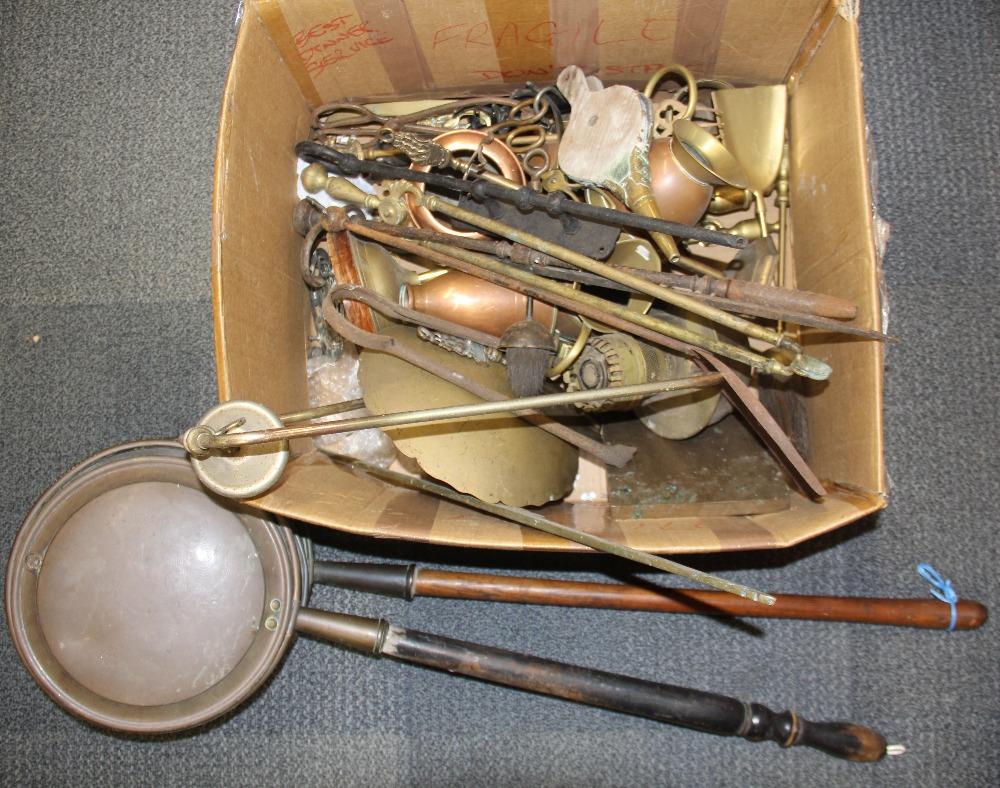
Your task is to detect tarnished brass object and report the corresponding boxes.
[306,168,411,226]
[729,236,781,288]
[389,130,521,191]
[643,64,698,108]
[390,131,451,168]
[5,440,302,733]
[186,400,289,498]
[712,85,787,194]
[563,326,730,440]
[358,324,578,508]
[634,312,731,441]
[776,141,791,283]
[565,333,674,412]
[571,202,661,333]
[301,162,330,194]
[712,85,788,236]
[405,129,525,239]
[670,119,749,189]
[707,185,753,214]
[702,217,779,243]
[644,64,714,139]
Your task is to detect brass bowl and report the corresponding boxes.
[670,119,749,189]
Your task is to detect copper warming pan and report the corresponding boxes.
[4,439,886,759]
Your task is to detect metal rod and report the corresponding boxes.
[197,376,723,451]
[418,193,829,380]
[295,141,747,249]
[667,293,895,341]
[279,398,366,424]
[500,262,886,339]
[621,266,858,321]
[335,457,775,606]
[334,215,789,377]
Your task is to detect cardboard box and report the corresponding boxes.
[211,0,886,553]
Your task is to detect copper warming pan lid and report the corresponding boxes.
[5,440,303,733]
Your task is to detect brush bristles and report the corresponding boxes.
[505,347,552,398]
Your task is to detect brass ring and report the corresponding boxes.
[521,147,550,180]
[504,124,548,153]
[643,64,698,119]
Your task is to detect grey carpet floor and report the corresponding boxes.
[1,1,997,785]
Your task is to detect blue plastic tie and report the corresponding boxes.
[917,563,958,632]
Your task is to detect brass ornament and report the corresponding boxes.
[564,332,674,413]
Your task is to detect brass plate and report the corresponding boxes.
[358,325,578,507]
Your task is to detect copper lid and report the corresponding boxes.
[5,441,299,733]
[36,481,264,707]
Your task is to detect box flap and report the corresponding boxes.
[253,0,828,102]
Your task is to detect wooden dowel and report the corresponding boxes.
[411,570,987,630]
[311,562,985,631]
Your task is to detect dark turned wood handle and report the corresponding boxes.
[378,625,887,761]
[311,561,988,630]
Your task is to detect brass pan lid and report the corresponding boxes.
[5,440,300,733]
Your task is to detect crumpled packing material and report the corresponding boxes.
[307,345,397,468]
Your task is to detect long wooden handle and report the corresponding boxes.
[312,562,988,630]
[296,606,886,761]
[380,624,887,761]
